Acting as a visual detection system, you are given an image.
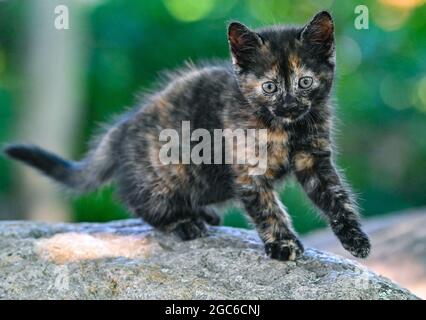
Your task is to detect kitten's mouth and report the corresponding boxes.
[274,106,310,122]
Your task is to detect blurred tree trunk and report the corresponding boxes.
[14,0,87,221]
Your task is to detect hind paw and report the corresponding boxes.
[172,219,207,241]
[199,207,221,226]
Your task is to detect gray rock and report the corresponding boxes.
[0,219,419,300]
[304,208,426,299]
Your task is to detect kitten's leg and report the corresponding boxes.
[293,151,371,258]
[236,176,304,261]
[121,187,207,240]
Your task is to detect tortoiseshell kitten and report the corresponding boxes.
[5,11,370,261]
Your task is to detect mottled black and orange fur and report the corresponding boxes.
[4,11,370,261]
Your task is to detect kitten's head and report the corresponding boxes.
[228,11,335,124]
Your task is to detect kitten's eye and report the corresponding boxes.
[298,76,313,89]
[262,81,277,94]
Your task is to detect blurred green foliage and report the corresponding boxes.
[0,0,425,233]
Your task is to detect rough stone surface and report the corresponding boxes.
[0,219,419,300]
[304,208,426,299]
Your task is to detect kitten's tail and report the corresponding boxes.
[3,122,125,193]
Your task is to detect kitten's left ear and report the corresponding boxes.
[228,22,264,68]
[300,11,334,55]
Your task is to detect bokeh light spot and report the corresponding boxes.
[415,76,426,112]
[248,0,287,24]
[380,75,412,110]
[163,0,214,22]
[337,36,362,75]
[372,2,413,31]
[379,0,425,9]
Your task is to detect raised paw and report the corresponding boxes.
[265,238,304,261]
[199,207,221,226]
[172,219,207,241]
[334,223,371,258]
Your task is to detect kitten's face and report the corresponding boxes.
[228,11,335,124]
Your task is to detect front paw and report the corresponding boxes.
[334,223,371,258]
[265,238,304,261]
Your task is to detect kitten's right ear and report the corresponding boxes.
[228,22,263,68]
[300,11,334,56]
